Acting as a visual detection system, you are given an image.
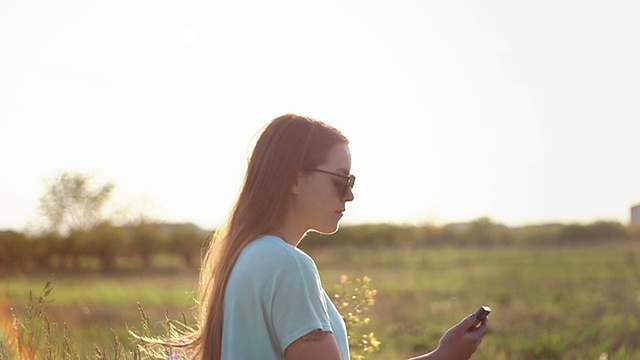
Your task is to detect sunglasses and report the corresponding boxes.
[305,168,356,196]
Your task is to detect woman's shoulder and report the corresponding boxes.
[239,235,315,270]
[247,234,305,255]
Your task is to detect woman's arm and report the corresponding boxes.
[286,313,488,360]
[285,329,342,360]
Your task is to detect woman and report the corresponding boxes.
[185,114,488,359]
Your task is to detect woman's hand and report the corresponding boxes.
[434,313,489,360]
[410,314,489,360]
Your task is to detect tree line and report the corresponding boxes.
[0,222,208,274]
[0,172,637,275]
[2,218,638,275]
[301,217,638,252]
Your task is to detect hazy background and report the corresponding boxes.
[2,0,639,232]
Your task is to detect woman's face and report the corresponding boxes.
[292,142,355,235]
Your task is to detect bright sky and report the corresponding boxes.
[1,0,639,232]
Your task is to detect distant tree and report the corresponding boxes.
[88,222,127,271]
[28,232,58,270]
[441,222,469,244]
[0,231,27,274]
[131,222,167,271]
[441,217,513,246]
[466,217,513,246]
[38,172,115,236]
[560,221,628,243]
[511,224,564,246]
[37,172,115,269]
[586,221,627,240]
[168,223,207,268]
[61,229,90,270]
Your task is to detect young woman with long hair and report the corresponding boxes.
[168,113,488,359]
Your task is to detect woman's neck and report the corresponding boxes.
[273,225,305,246]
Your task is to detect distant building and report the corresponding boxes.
[632,204,640,225]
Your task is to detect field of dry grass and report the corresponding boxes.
[2,240,639,359]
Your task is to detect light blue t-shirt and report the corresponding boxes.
[221,235,350,360]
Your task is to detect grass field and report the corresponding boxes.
[2,240,640,359]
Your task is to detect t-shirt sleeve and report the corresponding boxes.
[268,250,333,353]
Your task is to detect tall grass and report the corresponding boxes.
[1,274,379,359]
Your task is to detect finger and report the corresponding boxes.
[458,313,479,333]
[471,317,489,338]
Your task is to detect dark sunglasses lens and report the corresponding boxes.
[341,176,355,196]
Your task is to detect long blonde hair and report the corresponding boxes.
[194,114,348,359]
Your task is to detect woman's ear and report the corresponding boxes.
[291,171,307,195]
[290,172,301,195]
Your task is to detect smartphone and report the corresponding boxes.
[473,305,491,327]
